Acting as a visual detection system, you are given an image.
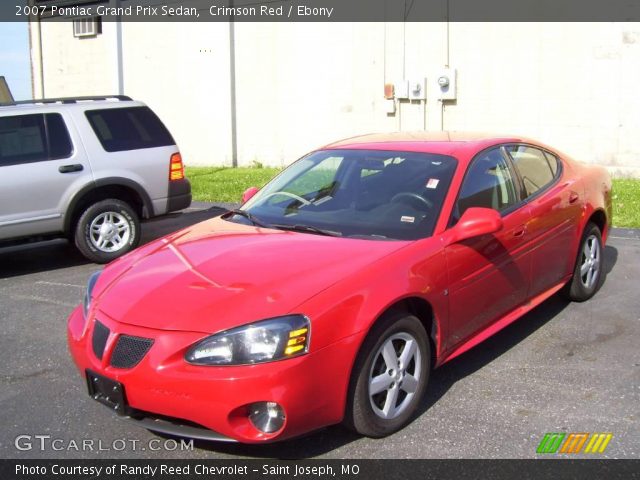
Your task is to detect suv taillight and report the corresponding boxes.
[169,153,185,181]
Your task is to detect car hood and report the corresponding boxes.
[95,217,408,333]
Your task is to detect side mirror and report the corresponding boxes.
[447,207,503,245]
[242,186,259,204]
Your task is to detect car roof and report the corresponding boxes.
[322,131,537,162]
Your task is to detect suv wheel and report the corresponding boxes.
[74,199,140,264]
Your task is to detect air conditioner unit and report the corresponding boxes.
[73,17,101,38]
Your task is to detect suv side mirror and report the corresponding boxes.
[242,186,259,204]
[447,207,503,245]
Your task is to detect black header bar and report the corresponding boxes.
[5,0,640,22]
[2,459,639,480]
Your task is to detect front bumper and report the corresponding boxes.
[67,306,360,443]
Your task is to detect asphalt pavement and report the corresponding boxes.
[0,204,638,459]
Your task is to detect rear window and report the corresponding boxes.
[0,113,72,166]
[506,145,557,197]
[47,113,73,159]
[543,151,560,176]
[85,106,174,152]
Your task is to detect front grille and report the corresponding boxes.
[92,320,110,360]
[109,335,154,369]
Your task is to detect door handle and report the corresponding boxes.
[513,225,526,237]
[569,191,579,204]
[59,164,83,173]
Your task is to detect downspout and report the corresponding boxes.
[229,12,238,168]
[27,18,34,99]
[115,0,124,94]
[399,6,406,131]
[37,12,45,98]
[439,1,450,131]
[445,2,450,68]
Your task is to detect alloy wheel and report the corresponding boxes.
[89,211,131,253]
[368,332,422,420]
[579,234,601,289]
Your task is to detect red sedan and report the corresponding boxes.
[68,132,612,443]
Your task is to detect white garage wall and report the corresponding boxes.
[443,22,640,176]
[31,21,640,176]
[32,20,118,97]
[119,23,233,168]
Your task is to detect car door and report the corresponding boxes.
[0,112,89,239]
[444,147,531,349]
[505,145,582,297]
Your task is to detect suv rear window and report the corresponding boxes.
[0,113,72,166]
[85,106,174,152]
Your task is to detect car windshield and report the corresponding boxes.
[229,149,457,240]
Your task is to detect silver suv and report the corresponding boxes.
[0,96,191,263]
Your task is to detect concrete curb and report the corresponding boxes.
[609,227,640,239]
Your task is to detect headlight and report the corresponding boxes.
[185,315,310,366]
[83,271,102,318]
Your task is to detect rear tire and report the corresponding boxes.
[74,199,140,264]
[344,312,430,438]
[563,222,604,302]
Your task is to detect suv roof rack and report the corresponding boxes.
[0,95,133,106]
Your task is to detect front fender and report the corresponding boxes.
[292,241,448,420]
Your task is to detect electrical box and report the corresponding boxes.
[394,80,409,99]
[436,68,456,100]
[384,99,396,114]
[409,78,427,101]
[384,83,395,99]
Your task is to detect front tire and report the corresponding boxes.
[563,222,604,302]
[74,199,140,264]
[345,312,430,438]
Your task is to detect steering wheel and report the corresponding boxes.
[258,191,312,206]
[390,192,434,210]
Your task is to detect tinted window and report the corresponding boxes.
[284,156,343,198]
[0,114,47,165]
[544,151,559,176]
[85,106,174,152]
[454,148,518,222]
[46,113,73,159]
[506,145,555,197]
[239,149,457,240]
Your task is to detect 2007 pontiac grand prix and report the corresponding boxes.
[68,132,612,443]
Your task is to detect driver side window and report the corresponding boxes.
[453,148,518,223]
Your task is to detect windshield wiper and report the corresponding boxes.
[270,223,342,237]
[348,233,390,240]
[225,209,272,228]
[226,211,341,237]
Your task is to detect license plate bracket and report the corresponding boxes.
[86,369,128,416]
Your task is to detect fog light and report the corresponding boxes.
[248,402,285,433]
